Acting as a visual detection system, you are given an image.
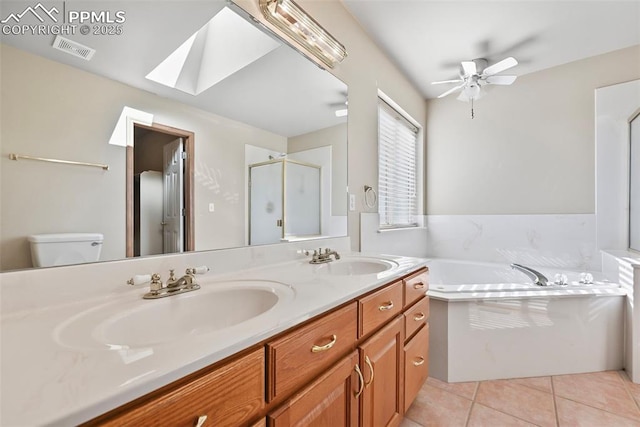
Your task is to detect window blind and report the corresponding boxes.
[378,99,418,228]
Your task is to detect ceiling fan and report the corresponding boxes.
[432,57,518,108]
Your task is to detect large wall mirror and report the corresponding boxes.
[0,1,348,271]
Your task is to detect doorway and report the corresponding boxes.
[126,123,195,257]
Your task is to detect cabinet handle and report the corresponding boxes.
[413,312,425,321]
[413,357,425,366]
[378,301,394,311]
[364,356,374,387]
[354,364,365,398]
[413,282,425,290]
[195,415,207,427]
[311,334,337,353]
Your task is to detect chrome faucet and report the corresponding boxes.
[127,266,209,299]
[510,263,549,287]
[305,248,341,264]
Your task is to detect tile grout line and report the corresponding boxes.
[463,381,481,427]
[551,376,560,427]
[473,380,548,426]
[618,370,640,413]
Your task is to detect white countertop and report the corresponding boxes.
[1,253,426,426]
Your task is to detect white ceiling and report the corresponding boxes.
[342,0,640,99]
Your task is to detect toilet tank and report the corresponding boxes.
[28,233,104,267]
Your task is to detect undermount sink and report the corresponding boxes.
[54,280,295,349]
[313,257,399,276]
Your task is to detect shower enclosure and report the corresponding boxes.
[249,158,321,245]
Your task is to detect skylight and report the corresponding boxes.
[146,7,281,95]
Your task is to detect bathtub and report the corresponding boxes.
[426,259,627,383]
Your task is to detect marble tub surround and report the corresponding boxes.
[603,250,640,383]
[1,246,427,426]
[426,258,626,383]
[424,214,598,271]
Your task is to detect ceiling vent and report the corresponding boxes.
[52,35,95,61]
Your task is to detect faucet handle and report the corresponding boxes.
[149,273,163,292]
[186,266,210,275]
[127,274,152,286]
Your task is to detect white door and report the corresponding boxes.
[163,138,184,253]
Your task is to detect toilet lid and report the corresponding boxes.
[28,233,104,243]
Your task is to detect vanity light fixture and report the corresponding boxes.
[259,0,347,68]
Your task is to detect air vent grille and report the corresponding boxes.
[52,35,95,61]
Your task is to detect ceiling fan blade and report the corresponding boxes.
[485,75,517,85]
[461,61,477,76]
[482,57,518,76]
[431,79,463,85]
[437,83,466,99]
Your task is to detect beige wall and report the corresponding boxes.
[234,0,428,250]
[288,122,348,216]
[426,45,640,215]
[0,44,286,270]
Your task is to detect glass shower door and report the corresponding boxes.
[249,162,283,245]
[285,161,320,237]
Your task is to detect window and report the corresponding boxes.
[378,98,419,229]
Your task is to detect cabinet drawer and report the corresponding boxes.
[267,302,358,402]
[358,280,403,338]
[94,348,265,427]
[403,268,429,307]
[404,296,429,341]
[404,323,429,413]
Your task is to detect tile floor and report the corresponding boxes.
[402,371,640,426]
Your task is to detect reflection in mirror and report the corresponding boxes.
[0,1,347,271]
[630,111,640,251]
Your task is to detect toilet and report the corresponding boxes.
[28,233,104,267]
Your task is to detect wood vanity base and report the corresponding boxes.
[85,267,430,427]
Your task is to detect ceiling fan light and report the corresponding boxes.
[463,84,481,100]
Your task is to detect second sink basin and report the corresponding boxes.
[54,280,295,349]
[313,257,399,276]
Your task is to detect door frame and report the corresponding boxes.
[126,122,195,257]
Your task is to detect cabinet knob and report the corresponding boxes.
[378,301,394,311]
[413,312,425,321]
[413,357,425,366]
[354,364,365,398]
[311,334,337,353]
[195,415,207,427]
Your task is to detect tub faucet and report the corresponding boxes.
[510,263,549,287]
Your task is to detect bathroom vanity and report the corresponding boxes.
[0,253,428,426]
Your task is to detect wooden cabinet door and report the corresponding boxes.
[404,323,429,412]
[359,317,403,427]
[268,351,361,427]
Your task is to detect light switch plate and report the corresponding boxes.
[208,203,215,212]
